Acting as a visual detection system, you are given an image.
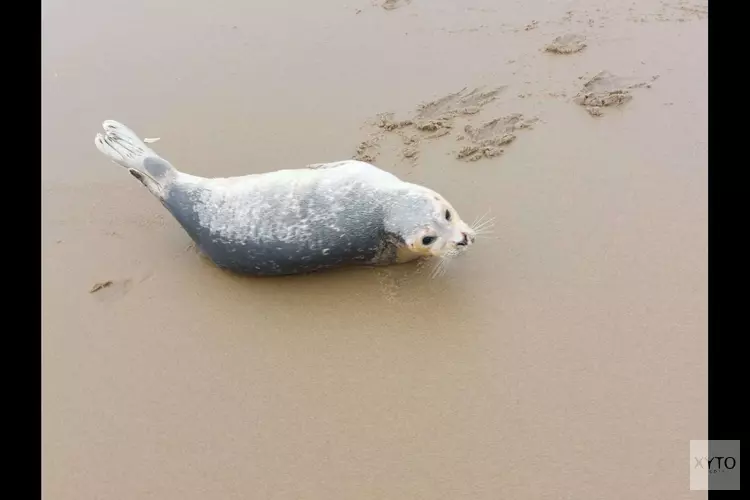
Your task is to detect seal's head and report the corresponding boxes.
[386,185,477,262]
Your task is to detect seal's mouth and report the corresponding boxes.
[454,231,476,248]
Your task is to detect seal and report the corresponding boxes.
[94,120,478,276]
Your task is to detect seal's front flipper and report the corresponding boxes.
[94,120,177,198]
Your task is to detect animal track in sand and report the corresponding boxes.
[457,114,539,162]
[573,70,659,117]
[381,0,412,11]
[354,86,537,164]
[89,278,133,302]
[544,34,587,54]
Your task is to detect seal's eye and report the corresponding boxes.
[422,236,436,246]
[445,210,451,221]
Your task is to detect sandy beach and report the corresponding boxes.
[42,0,708,498]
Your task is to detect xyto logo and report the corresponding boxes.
[693,456,738,474]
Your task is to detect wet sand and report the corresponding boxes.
[42,0,708,498]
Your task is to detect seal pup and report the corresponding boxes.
[94,120,479,276]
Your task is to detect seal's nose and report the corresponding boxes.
[457,232,469,246]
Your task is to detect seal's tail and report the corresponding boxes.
[94,120,177,197]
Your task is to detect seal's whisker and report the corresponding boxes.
[430,251,459,279]
[473,214,495,225]
[472,216,496,228]
[471,214,487,230]
[473,220,495,228]
[472,221,496,233]
[430,259,445,279]
[435,260,451,278]
[472,210,492,228]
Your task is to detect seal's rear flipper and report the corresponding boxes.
[94,120,177,198]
